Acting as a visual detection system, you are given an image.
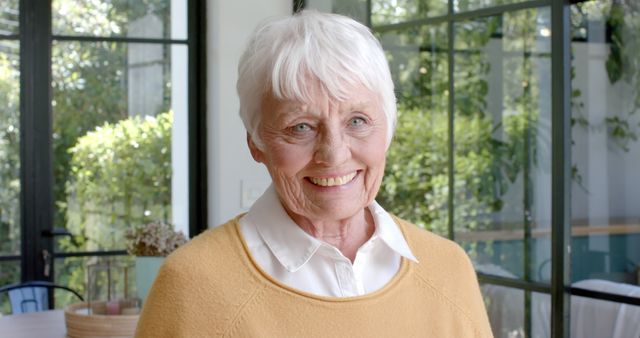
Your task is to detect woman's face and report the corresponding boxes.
[249,82,388,223]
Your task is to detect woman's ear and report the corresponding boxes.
[247,132,265,163]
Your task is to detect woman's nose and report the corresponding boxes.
[313,129,349,165]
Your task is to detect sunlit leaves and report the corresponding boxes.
[0,51,20,257]
[54,0,122,36]
[372,0,447,26]
[53,0,172,38]
[378,9,550,245]
[66,112,173,251]
[380,107,449,234]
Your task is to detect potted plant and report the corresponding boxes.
[125,221,187,303]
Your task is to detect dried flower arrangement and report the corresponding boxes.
[125,221,187,257]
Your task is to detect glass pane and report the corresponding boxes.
[481,285,550,338]
[377,24,449,236]
[0,260,20,314]
[482,283,525,337]
[52,0,187,40]
[51,41,188,252]
[571,282,640,338]
[0,0,19,35]
[0,42,20,257]
[570,1,640,286]
[531,292,550,338]
[372,0,448,26]
[453,8,552,281]
[306,0,369,25]
[54,257,88,309]
[454,0,527,13]
[54,256,134,309]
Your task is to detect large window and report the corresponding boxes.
[0,0,206,312]
[301,0,640,337]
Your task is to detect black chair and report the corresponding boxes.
[0,281,84,314]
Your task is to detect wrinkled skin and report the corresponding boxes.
[248,82,388,259]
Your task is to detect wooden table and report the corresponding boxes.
[0,310,67,338]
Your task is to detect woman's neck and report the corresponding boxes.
[288,209,375,263]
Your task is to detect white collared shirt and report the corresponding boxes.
[239,185,418,297]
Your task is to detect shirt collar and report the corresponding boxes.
[243,185,418,272]
[368,200,419,263]
[243,185,323,272]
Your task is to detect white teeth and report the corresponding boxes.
[310,172,357,187]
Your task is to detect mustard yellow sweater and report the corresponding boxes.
[135,216,493,337]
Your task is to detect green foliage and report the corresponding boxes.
[605,3,628,84]
[380,108,449,234]
[53,256,90,310]
[605,116,639,151]
[377,9,545,275]
[377,23,450,235]
[0,51,21,293]
[49,0,173,309]
[50,0,174,241]
[377,11,516,240]
[0,0,177,310]
[52,40,130,232]
[0,53,20,255]
[573,1,640,152]
[65,112,173,251]
[53,0,171,37]
[604,2,640,146]
[372,0,447,25]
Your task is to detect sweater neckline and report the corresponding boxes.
[231,216,415,303]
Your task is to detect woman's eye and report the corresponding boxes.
[292,123,311,133]
[349,117,366,127]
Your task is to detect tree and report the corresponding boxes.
[0,50,21,291]
[65,112,172,249]
[377,9,547,279]
[51,0,173,237]
[56,111,172,305]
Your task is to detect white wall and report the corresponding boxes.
[170,0,189,236]
[207,0,292,227]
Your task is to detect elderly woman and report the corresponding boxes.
[136,10,492,338]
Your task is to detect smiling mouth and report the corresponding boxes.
[308,172,358,187]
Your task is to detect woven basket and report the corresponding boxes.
[64,301,139,338]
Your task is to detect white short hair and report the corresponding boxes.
[236,10,397,148]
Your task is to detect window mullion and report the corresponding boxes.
[19,0,54,283]
[187,0,208,237]
[550,1,572,337]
